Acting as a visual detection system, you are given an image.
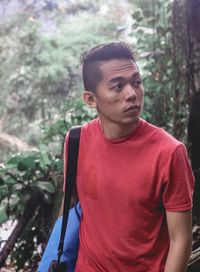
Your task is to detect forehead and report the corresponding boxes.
[99,59,139,83]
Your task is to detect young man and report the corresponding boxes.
[63,42,194,272]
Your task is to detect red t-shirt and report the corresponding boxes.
[64,118,194,272]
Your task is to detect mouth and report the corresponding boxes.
[124,105,141,112]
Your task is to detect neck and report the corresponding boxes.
[98,118,140,140]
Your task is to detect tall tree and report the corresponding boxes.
[186,0,200,218]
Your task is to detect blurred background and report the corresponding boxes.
[0,0,200,271]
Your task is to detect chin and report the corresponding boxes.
[122,116,140,126]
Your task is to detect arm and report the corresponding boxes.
[164,209,192,272]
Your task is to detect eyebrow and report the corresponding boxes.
[107,72,141,86]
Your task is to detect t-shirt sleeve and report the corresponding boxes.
[63,132,69,192]
[162,144,195,211]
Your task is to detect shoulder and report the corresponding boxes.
[64,118,98,145]
[140,119,185,154]
[81,118,99,130]
[80,118,100,137]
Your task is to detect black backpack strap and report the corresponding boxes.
[57,126,81,263]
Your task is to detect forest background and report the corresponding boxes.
[0,0,200,271]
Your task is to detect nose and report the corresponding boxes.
[124,84,137,101]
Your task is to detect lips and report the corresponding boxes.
[124,105,140,112]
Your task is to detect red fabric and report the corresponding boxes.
[64,118,194,272]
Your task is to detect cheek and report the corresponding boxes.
[108,98,121,106]
[140,92,144,100]
[141,87,145,96]
[137,88,144,100]
[96,92,122,109]
[107,93,123,106]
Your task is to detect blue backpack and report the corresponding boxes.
[38,203,82,272]
[38,127,82,272]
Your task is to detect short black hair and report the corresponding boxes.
[81,42,135,92]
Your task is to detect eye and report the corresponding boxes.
[132,79,142,88]
[111,83,123,91]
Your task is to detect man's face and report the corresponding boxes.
[92,58,144,127]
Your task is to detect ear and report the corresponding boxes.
[83,91,97,108]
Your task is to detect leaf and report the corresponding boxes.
[7,155,22,168]
[38,146,51,169]
[31,181,55,194]
[17,155,37,171]
[0,176,4,185]
[0,185,9,199]
[0,205,8,224]
[4,177,16,185]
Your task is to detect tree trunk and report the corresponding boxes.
[186,0,200,218]
[172,0,188,140]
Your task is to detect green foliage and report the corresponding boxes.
[0,0,191,269]
[0,6,103,264]
[0,4,119,155]
[0,130,63,269]
[130,0,188,141]
[0,206,7,225]
[0,95,95,269]
[0,149,57,220]
[42,97,97,145]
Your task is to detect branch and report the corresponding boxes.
[187,247,200,271]
[0,192,43,268]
